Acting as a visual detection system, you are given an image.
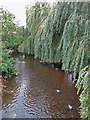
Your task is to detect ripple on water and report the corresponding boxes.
[2,54,80,118]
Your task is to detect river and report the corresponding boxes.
[2,53,80,119]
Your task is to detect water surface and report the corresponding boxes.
[2,53,80,118]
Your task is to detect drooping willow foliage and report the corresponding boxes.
[25,2,50,55]
[18,2,89,118]
[61,3,89,78]
[24,2,89,74]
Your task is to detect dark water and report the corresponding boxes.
[2,53,80,118]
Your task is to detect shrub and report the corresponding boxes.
[75,66,90,119]
[0,48,16,79]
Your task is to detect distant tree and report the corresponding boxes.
[16,26,25,44]
[0,7,19,49]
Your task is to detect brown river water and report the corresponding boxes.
[2,53,80,119]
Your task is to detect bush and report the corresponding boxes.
[75,66,90,119]
[0,48,16,79]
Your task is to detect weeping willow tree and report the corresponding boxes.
[25,2,50,55]
[18,1,89,119]
[61,3,89,78]
[25,2,89,72]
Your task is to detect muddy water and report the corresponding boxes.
[2,53,80,118]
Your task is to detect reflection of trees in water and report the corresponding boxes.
[2,77,17,108]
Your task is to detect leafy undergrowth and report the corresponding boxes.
[75,66,90,119]
[0,48,17,80]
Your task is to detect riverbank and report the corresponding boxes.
[0,76,9,94]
